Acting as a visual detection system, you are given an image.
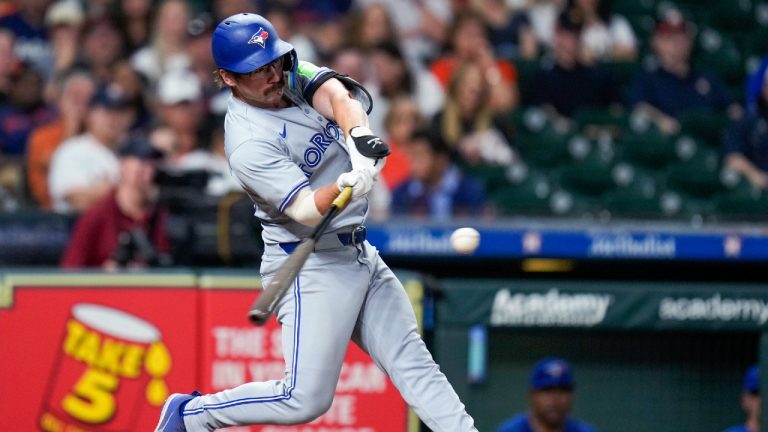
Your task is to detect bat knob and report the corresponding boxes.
[248,309,271,326]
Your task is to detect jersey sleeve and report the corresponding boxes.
[291,60,373,114]
[228,139,311,214]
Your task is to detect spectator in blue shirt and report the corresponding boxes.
[723,68,768,189]
[0,0,52,77]
[722,364,760,432]
[497,357,597,432]
[391,129,488,220]
[627,9,739,135]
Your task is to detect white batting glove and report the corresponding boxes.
[336,166,376,199]
[345,126,390,174]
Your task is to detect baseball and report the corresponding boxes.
[450,227,480,254]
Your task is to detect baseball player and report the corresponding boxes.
[155,13,477,432]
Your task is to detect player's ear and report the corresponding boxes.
[219,69,238,88]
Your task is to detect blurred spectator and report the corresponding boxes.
[431,61,517,168]
[266,6,318,65]
[430,11,518,112]
[391,129,488,219]
[723,69,768,190]
[474,0,539,60]
[745,56,768,115]
[60,137,171,269]
[112,60,150,132]
[153,68,206,167]
[380,96,423,191]
[0,28,18,99]
[0,61,54,155]
[27,70,95,209]
[722,364,760,432]
[330,47,368,83]
[0,0,52,77]
[355,0,451,66]
[76,15,127,83]
[366,41,443,139]
[530,9,619,127]
[130,0,191,84]
[565,0,636,63]
[48,84,134,213]
[45,0,84,79]
[211,0,257,23]
[347,3,396,53]
[497,357,597,432]
[508,0,565,50]
[627,10,739,135]
[112,0,153,53]
[167,124,242,197]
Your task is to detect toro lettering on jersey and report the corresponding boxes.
[298,121,342,178]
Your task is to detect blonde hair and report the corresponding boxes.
[441,62,493,148]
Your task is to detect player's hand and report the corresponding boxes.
[336,167,376,199]
[346,126,390,173]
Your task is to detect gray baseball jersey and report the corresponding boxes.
[181,61,477,432]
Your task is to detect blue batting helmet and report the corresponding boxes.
[211,13,296,74]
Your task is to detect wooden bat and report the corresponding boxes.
[248,186,353,326]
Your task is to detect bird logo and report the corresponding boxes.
[248,27,269,48]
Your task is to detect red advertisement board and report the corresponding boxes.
[0,272,411,432]
[0,275,199,432]
[199,285,409,432]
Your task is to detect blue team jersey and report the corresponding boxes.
[497,413,597,432]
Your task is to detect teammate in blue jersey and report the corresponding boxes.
[498,357,597,432]
[154,13,477,432]
[722,364,760,432]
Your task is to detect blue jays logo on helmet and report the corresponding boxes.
[248,27,269,48]
[211,13,297,74]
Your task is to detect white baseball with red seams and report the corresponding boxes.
[451,227,481,254]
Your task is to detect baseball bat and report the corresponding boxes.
[248,186,353,326]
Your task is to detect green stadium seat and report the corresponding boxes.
[617,129,677,170]
[715,186,768,219]
[463,164,508,194]
[665,147,725,200]
[490,166,553,215]
[705,0,755,33]
[516,129,572,169]
[677,109,731,148]
[554,158,616,197]
[573,107,629,135]
[693,30,745,88]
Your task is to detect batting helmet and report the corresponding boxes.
[212,13,296,74]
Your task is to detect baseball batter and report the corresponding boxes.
[155,13,477,432]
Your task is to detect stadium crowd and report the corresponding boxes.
[0,0,766,227]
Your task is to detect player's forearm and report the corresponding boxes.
[283,183,341,226]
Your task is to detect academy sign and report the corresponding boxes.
[490,288,613,327]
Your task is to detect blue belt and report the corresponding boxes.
[278,226,366,254]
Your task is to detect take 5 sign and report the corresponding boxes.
[0,272,409,432]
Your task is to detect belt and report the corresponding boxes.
[278,226,366,254]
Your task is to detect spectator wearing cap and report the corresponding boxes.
[154,68,206,167]
[61,137,171,269]
[627,10,739,135]
[27,70,95,210]
[48,84,134,213]
[722,364,760,432]
[529,8,620,128]
[723,66,768,190]
[45,0,84,78]
[497,357,597,432]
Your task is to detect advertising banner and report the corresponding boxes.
[438,279,768,331]
[0,273,199,432]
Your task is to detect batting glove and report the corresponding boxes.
[346,126,390,174]
[336,166,376,199]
